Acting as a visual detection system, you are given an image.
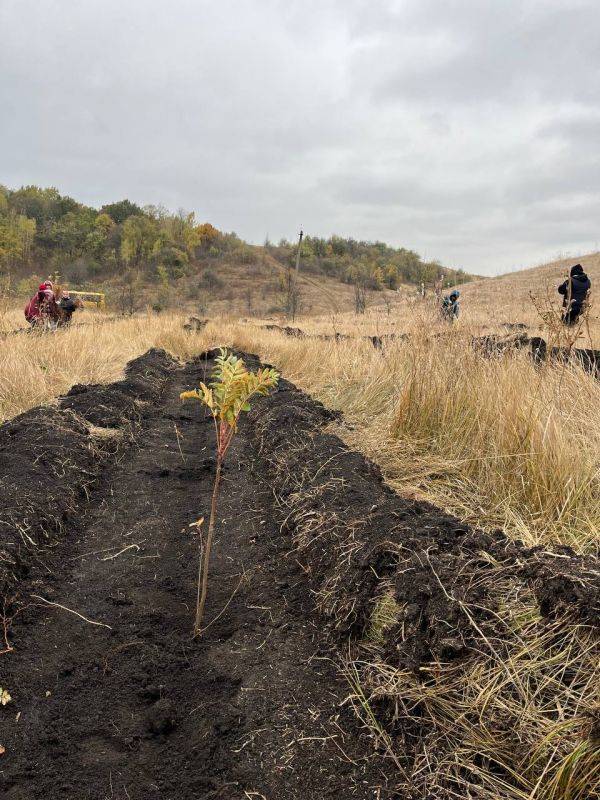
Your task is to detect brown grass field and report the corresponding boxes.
[1,283,598,552]
[1,254,599,798]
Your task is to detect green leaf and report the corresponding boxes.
[180,349,279,433]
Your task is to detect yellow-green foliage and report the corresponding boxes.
[181,348,279,439]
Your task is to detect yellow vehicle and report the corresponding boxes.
[48,275,105,310]
[67,291,106,310]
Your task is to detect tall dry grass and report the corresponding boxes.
[228,318,600,553]
[389,331,600,550]
[1,307,598,798]
[0,313,211,421]
[1,308,599,552]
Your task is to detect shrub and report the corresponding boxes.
[234,245,257,265]
[200,269,224,291]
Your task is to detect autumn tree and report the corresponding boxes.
[0,212,36,271]
[120,215,157,267]
[100,199,143,224]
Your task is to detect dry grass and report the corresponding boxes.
[2,304,599,553]
[0,314,199,420]
[358,603,599,799]
[230,317,600,553]
[350,530,600,798]
[1,301,598,799]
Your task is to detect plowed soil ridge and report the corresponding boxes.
[249,368,599,655]
[0,351,393,800]
[0,348,178,601]
[247,364,600,790]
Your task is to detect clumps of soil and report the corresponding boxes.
[541,340,600,377]
[473,333,600,378]
[368,333,405,349]
[60,348,178,427]
[250,380,600,657]
[146,698,178,737]
[0,407,103,599]
[260,324,407,349]
[123,348,178,382]
[262,323,306,338]
[472,331,532,356]
[0,348,177,600]
[503,322,529,331]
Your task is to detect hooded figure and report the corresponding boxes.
[558,264,591,325]
[441,290,460,321]
[25,281,59,326]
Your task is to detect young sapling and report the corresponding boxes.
[181,349,279,636]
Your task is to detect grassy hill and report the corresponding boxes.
[104,248,403,318]
[451,252,599,336]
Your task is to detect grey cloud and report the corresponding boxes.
[1,0,600,273]
[356,1,600,107]
[539,114,600,148]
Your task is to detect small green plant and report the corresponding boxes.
[181,349,279,636]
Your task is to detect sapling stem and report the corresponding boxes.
[195,458,221,635]
[181,349,279,638]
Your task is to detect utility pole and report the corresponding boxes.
[294,229,303,280]
[291,229,303,321]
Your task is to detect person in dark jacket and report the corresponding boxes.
[56,291,82,326]
[441,290,460,321]
[558,264,591,325]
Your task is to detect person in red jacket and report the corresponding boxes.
[24,281,59,327]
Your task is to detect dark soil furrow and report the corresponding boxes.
[0,348,178,603]
[0,353,393,800]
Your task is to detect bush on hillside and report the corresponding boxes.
[200,268,224,291]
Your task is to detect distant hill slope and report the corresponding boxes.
[451,252,599,331]
[1,184,478,316]
[158,250,402,317]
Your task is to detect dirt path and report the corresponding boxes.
[0,356,392,800]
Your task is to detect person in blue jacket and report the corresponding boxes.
[441,290,460,321]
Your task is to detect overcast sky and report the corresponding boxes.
[1,0,599,274]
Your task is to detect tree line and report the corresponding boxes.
[0,184,474,301]
[269,235,473,291]
[0,185,230,292]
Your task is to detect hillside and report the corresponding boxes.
[452,251,599,335]
[0,184,477,317]
[124,248,409,318]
